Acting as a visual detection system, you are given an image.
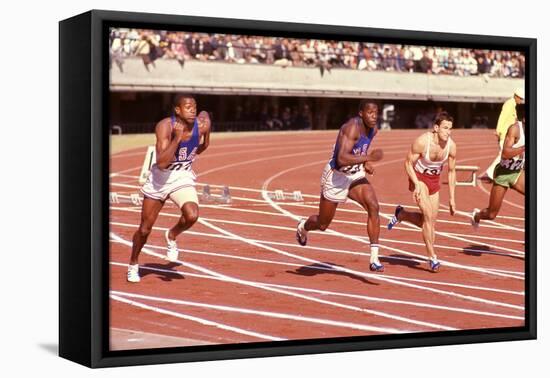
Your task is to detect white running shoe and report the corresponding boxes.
[471,208,480,230]
[127,264,140,283]
[296,219,308,246]
[165,229,179,262]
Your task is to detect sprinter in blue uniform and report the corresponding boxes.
[128,93,211,283]
[296,101,385,272]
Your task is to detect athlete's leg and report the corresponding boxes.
[511,171,525,195]
[397,207,423,227]
[414,182,437,261]
[347,180,380,245]
[347,179,383,270]
[428,191,440,247]
[304,194,338,232]
[168,186,200,240]
[168,202,200,239]
[130,197,165,265]
[475,184,508,221]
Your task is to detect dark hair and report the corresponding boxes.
[433,111,454,126]
[516,103,525,121]
[173,93,196,108]
[358,100,378,112]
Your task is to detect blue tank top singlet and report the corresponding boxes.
[329,119,375,175]
[165,115,200,171]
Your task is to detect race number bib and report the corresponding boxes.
[166,161,192,171]
[422,167,442,176]
[500,158,524,171]
[340,164,362,175]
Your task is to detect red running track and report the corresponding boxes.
[109,130,525,350]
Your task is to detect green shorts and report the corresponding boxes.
[493,164,522,188]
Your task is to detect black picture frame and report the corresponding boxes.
[59,9,537,368]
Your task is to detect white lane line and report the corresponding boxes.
[199,202,525,243]
[440,203,524,233]
[109,179,525,225]
[110,294,285,341]
[110,207,524,261]
[110,232,449,331]
[113,290,414,334]
[111,216,524,279]
[109,165,142,178]
[197,218,523,311]
[203,215,524,258]
[111,244,525,297]
[110,262,524,321]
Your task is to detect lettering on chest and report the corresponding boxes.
[353,144,369,155]
[177,146,198,161]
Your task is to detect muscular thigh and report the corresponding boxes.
[141,197,165,226]
[318,193,338,224]
[428,191,440,221]
[348,180,378,212]
[415,181,433,217]
[511,170,525,195]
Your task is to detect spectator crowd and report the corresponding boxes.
[110,28,525,78]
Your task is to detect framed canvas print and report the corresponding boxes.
[59,9,536,368]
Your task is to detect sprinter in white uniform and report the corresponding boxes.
[127,94,211,283]
[296,101,385,272]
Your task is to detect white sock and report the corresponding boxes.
[370,244,380,264]
[129,264,138,271]
[299,220,307,233]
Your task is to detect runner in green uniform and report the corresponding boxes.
[471,103,525,227]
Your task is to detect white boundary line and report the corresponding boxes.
[110,261,524,320]
[113,290,415,334]
[195,219,523,311]
[109,228,525,284]
[110,233,453,331]
[110,294,285,341]
[110,208,525,263]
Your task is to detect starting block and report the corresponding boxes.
[455,165,480,187]
[109,192,143,206]
[130,193,143,206]
[267,189,304,202]
[109,192,120,204]
[201,185,231,204]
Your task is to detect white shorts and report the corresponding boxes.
[320,163,366,203]
[141,164,199,207]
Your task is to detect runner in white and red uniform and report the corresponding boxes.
[408,131,451,195]
[387,112,457,272]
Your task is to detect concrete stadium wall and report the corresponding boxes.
[110,58,524,103]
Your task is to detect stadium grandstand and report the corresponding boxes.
[109,28,525,133]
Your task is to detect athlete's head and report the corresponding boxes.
[173,93,197,124]
[516,103,525,123]
[358,100,378,129]
[432,111,453,142]
[513,87,524,104]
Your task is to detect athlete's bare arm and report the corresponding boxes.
[336,120,369,167]
[154,118,184,169]
[501,123,524,159]
[405,134,426,202]
[447,140,457,215]
[196,111,211,155]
